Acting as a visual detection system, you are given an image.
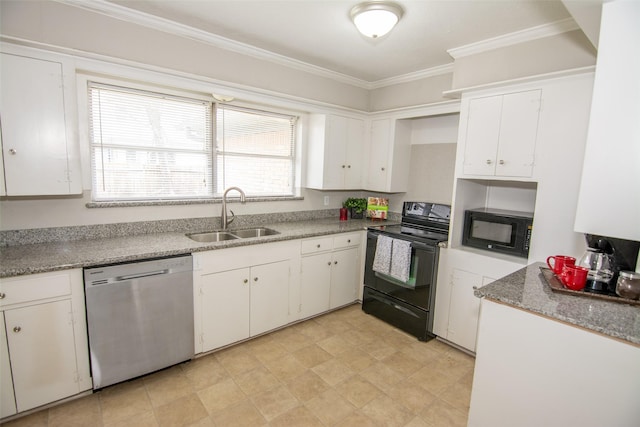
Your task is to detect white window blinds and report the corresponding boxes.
[89,83,213,201]
[215,105,296,197]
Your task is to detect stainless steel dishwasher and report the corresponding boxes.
[84,255,194,389]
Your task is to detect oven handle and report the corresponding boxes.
[367,231,436,252]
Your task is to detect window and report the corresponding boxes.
[88,82,297,201]
[216,105,296,196]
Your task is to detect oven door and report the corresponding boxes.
[364,231,438,311]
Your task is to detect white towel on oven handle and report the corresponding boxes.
[372,234,393,274]
[390,238,411,283]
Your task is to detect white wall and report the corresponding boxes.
[451,30,596,90]
[0,0,370,111]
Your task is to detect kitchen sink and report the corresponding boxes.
[186,227,279,242]
[230,228,279,238]
[186,231,239,242]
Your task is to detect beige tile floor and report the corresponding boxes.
[2,304,474,427]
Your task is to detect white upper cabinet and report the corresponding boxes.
[574,0,640,241]
[0,49,82,196]
[306,114,364,190]
[462,90,541,178]
[366,118,411,192]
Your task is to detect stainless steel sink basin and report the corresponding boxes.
[186,231,239,242]
[186,227,279,242]
[230,228,279,238]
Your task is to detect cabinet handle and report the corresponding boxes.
[334,261,338,265]
[254,277,258,282]
[13,326,21,333]
[317,244,321,248]
[0,292,5,299]
[499,159,505,165]
[486,159,492,165]
[8,149,17,155]
[342,165,346,168]
[243,279,248,284]
[381,167,385,171]
[347,239,351,243]
[347,165,351,169]
[327,262,332,266]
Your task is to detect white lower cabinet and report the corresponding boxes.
[5,301,79,412]
[194,240,299,354]
[329,247,359,309]
[0,270,91,418]
[299,232,362,319]
[300,252,332,319]
[434,248,524,352]
[0,316,16,418]
[249,261,290,336]
[200,268,250,351]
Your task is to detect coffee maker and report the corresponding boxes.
[581,234,640,295]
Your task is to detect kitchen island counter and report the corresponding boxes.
[0,217,384,278]
[469,262,640,427]
[474,261,640,346]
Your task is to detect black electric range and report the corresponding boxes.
[363,201,451,341]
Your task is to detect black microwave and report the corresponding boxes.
[462,208,533,258]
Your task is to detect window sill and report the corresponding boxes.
[86,196,304,208]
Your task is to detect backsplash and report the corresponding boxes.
[0,209,401,247]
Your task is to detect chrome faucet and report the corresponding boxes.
[221,187,246,230]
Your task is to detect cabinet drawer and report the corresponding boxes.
[301,237,333,255]
[0,272,72,308]
[333,232,361,249]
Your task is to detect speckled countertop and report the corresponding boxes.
[475,262,640,346]
[0,217,383,278]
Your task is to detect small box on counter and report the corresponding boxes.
[367,197,388,219]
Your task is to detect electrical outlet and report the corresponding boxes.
[324,196,330,206]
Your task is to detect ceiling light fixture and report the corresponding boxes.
[350,1,404,39]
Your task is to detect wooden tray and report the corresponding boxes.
[539,267,640,306]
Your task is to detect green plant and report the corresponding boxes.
[343,197,367,213]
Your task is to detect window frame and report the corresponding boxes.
[83,78,301,204]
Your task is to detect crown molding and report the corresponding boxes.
[51,1,576,91]
[368,63,454,89]
[55,0,373,89]
[447,17,580,59]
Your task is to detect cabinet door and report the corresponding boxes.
[201,268,250,352]
[574,1,640,241]
[367,119,391,191]
[250,260,290,336]
[0,132,6,197]
[0,315,16,418]
[323,115,348,189]
[446,268,482,352]
[462,96,502,176]
[496,90,541,177]
[5,300,79,412]
[329,247,359,309]
[300,253,332,319]
[344,118,364,189]
[0,53,75,195]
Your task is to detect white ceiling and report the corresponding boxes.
[106,0,576,84]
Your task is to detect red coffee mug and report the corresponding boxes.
[546,255,576,275]
[561,265,589,291]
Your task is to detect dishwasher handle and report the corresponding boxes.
[115,269,169,282]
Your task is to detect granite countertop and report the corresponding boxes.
[0,217,381,278]
[475,262,640,346]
